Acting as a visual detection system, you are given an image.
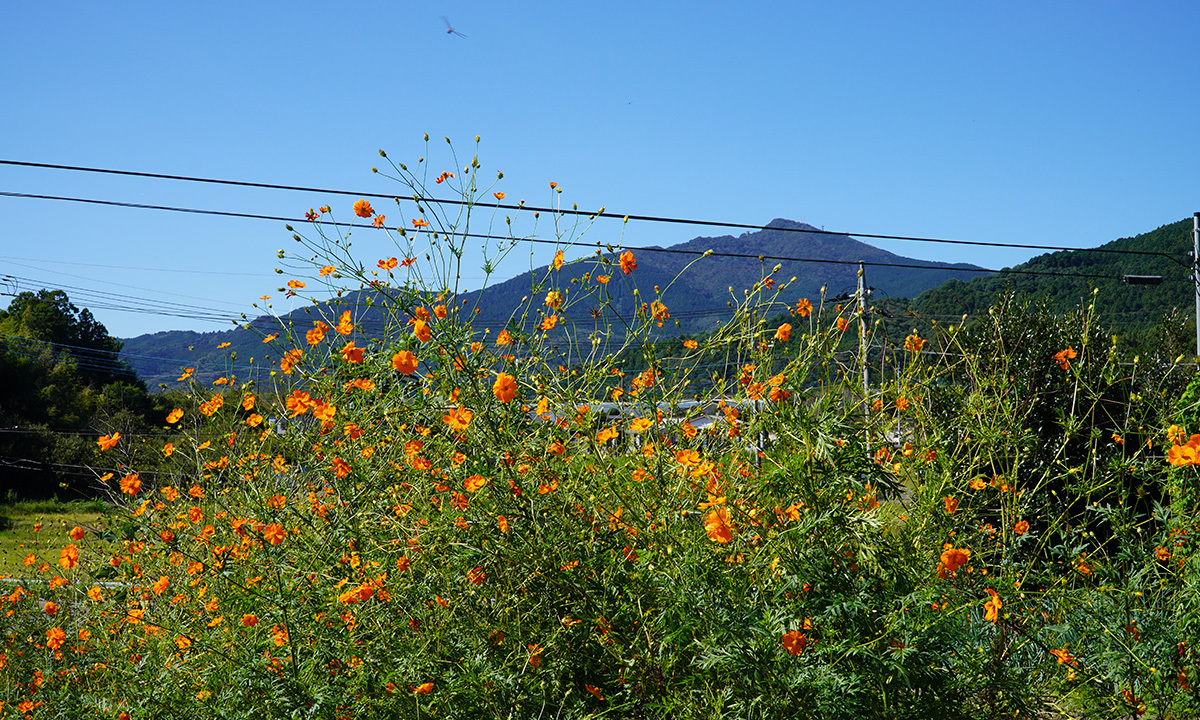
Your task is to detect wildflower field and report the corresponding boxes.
[5,140,1200,719]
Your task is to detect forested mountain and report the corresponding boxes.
[120,219,987,387]
[912,217,1194,328]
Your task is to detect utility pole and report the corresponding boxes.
[1194,213,1200,358]
[858,261,869,408]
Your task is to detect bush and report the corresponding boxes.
[3,140,1200,719]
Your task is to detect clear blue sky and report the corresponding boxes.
[2,1,1198,338]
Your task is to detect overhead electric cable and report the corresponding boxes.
[0,159,1188,267]
[0,191,1187,285]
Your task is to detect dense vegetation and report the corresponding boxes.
[5,142,1200,719]
[0,290,174,499]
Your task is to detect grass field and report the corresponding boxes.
[0,499,114,576]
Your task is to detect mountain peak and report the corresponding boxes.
[764,218,820,232]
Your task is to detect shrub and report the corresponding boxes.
[4,139,1200,719]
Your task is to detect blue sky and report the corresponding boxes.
[2,1,1198,338]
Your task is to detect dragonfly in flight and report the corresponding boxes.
[441,16,467,38]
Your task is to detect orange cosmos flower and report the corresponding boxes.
[311,400,337,422]
[943,496,958,514]
[262,523,286,546]
[775,323,792,342]
[629,418,652,433]
[373,214,386,228]
[1168,443,1200,466]
[433,304,448,319]
[46,626,66,650]
[319,264,336,276]
[412,218,430,228]
[464,474,489,492]
[905,333,927,352]
[287,279,306,289]
[497,515,509,532]
[340,342,365,363]
[59,544,79,569]
[493,192,506,200]
[43,600,59,615]
[280,348,302,374]
[1049,648,1076,666]
[585,684,604,700]
[97,433,120,451]
[335,310,354,335]
[120,473,141,496]
[983,588,1002,623]
[178,367,195,381]
[1014,520,1029,535]
[411,683,433,695]
[619,251,637,275]
[412,319,432,342]
[306,321,329,345]
[675,449,701,468]
[1156,546,1172,561]
[443,406,473,431]
[836,317,849,332]
[330,457,351,478]
[496,329,512,345]
[378,257,398,270]
[1054,346,1077,370]
[69,525,85,540]
[391,350,418,374]
[286,390,313,417]
[553,250,564,270]
[353,199,374,218]
[541,314,558,331]
[651,301,669,324]
[683,339,698,349]
[704,507,733,543]
[937,546,970,579]
[595,274,610,284]
[493,372,518,403]
[781,631,808,656]
[166,408,184,423]
[795,298,812,317]
[544,290,563,309]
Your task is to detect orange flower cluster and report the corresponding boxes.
[1168,433,1200,466]
[97,433,120,450]
[1054,346,1077,370]
[937,545,969,579]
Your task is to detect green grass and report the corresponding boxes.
[0,499,115,576]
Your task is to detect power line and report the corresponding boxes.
[0,191,1187,285]
[0,158,1189,267]
[0,254,269,277]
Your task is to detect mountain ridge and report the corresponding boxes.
[120,218,990,387]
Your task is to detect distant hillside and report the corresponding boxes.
[120,218,988,387]
[912,217,1194,326]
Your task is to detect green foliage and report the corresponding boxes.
[0,290,166,499]
[5,142,1200,719]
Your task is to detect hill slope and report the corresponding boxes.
[120,218,987,387]
[912,217,1195,326]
